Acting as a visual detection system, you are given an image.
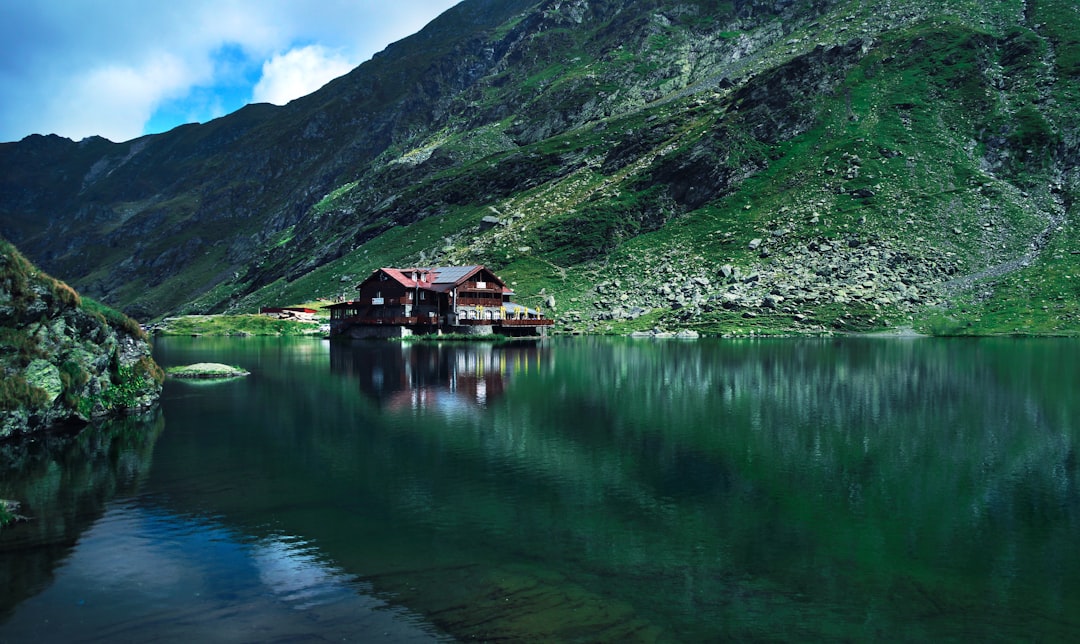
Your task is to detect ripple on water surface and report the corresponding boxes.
[0,498,447,642]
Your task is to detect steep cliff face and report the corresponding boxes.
[1,0,1078,335]
[0,239,162,438]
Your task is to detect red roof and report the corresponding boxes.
[260,306,318,314]
[363,266,513,294]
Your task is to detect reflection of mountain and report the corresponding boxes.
[72,337,1080,642]
[330,341,549,413]
[0,411,165,618]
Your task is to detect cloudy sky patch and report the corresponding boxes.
[0,0,460,143]
[252,45,355,105]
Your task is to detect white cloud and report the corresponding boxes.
[50,54,204,142]
[252,45,356,106]
[0,0,461,143]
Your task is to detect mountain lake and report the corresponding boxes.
[2,336,1080,641]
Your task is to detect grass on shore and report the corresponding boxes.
[154,314,322,337]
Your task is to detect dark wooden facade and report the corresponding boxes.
[328,266,553,338]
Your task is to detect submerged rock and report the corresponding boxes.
[0,499,27,527]
[166,363,250,379]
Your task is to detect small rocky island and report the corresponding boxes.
[0,239,163,439]
[166,363,250,379]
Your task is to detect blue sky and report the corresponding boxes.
[0,0,461,143]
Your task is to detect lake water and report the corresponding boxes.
[2,336,1080,641]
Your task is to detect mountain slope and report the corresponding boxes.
[1,0,1078,335]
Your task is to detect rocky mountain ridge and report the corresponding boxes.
[1,0,1078,335]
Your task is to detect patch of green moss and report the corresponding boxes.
[59,359,91,407]
[313,182,359,215]
[78,358,160,416]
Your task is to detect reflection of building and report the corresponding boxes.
[326,266,553,339]
[330,341,548,412]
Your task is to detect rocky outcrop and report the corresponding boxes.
[563,233,953,334]
[0,239,162,439]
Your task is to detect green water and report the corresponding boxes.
[2,336,1080,641]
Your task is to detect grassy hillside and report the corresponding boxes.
[217,0,1079,336]
[2,0,1078,336]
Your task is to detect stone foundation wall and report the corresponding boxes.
[343,325,412,339]
[448,325,494,336]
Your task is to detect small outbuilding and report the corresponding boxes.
[260,307,318,321]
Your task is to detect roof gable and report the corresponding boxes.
[357,265,510,292]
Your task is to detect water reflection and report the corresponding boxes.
[5,337,1080,641]
[0,411,164,618]
[331,340,549,412]
[319,337,1080,639]
[0,502,444,642]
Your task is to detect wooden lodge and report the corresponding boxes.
[327,265,553,339]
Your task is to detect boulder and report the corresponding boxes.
[763,294,785,309]
[166,363,251,379]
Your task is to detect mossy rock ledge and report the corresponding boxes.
[166,363,251,379]
[1,239,163,440]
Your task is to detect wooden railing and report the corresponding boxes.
[456,298,504,307]
[497,319,554,326]
[332,314,552,328]
[338,316,438,326]
[454,318,554,326]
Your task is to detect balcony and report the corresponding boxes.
[457,297,505,307]
[344,316,438,326]
[460,281,500,292]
